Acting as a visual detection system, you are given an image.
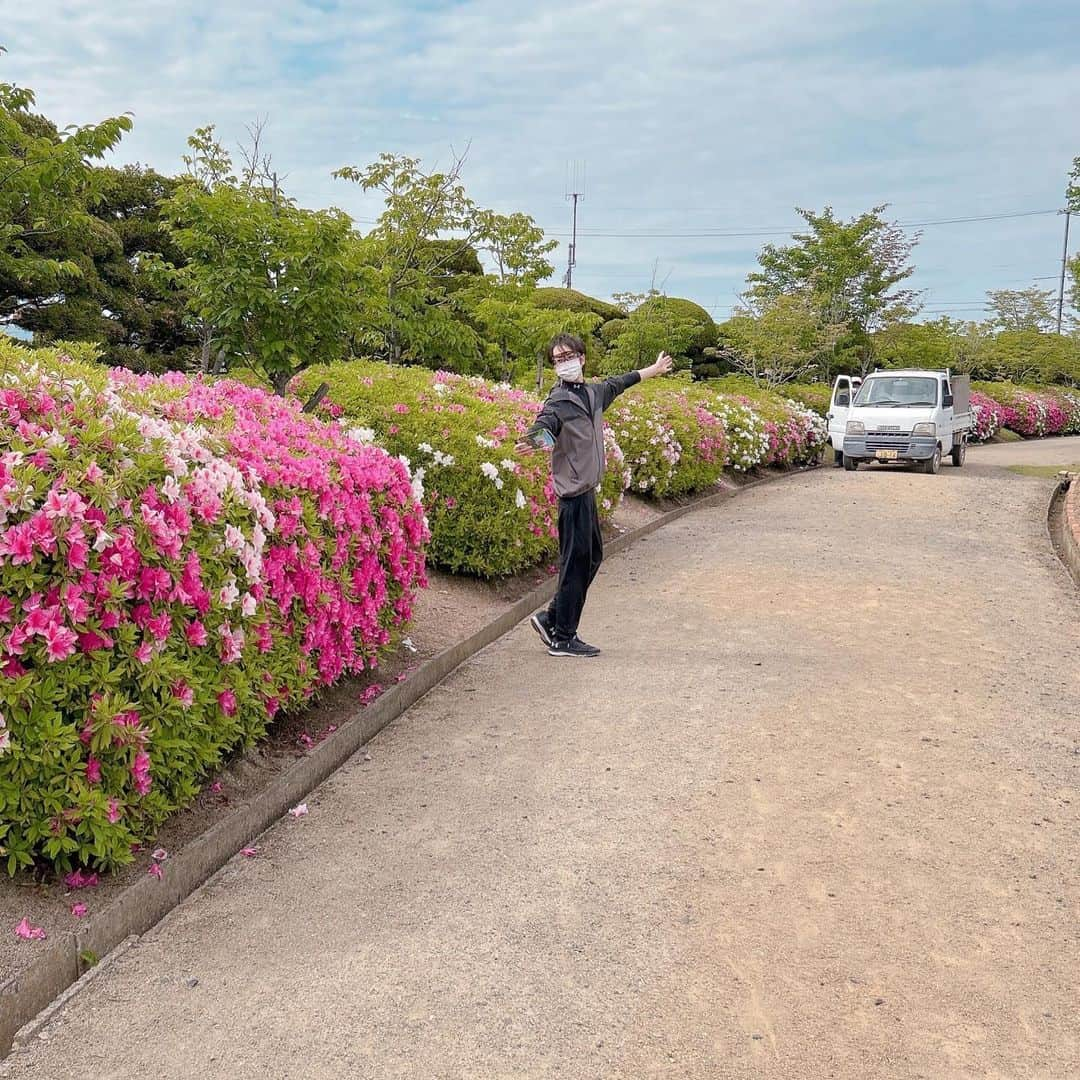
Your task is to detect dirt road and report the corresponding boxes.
[4,455,1078,1079]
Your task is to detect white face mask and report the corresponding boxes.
[554,357,584,382]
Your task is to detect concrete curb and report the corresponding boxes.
[1050,473,1080,587]
[0,465,812,1058]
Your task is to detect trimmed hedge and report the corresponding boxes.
[0,350,426,874]
[294,361,629,578]
[530,287,624,323]
[971,382,1080,439]
[606,378,826,497]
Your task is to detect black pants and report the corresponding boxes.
[547,490,603,641]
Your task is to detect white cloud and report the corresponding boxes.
[3,0,1077,317]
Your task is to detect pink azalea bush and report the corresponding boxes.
[607,381,825,497]
[969,390,1007,442]
[971,383,1080,439]
[294,361,628,577]
[0,352,426,875]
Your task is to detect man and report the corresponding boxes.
[516,333,674,658]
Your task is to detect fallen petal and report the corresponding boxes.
[210,782,223,794]
[147,863,163,879]
[240,847,258,858]
[14,917,46,941]
[395,673,407,683]
[63,869,100,890]
[288,803,308,818]
[71,903,88,918]
[151,848,168,862]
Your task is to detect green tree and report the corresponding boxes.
[720,293,844,386]
[872,318,964,371]
[14,165,195,371]
[333,153,488,369]
[463,209,561,380]
[162,126,360,393]
[745,205,921,370]
[984,285,1057,333]
[0,58,132,331]
[601,291,704,374]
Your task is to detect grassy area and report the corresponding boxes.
[1007,464,1080,479]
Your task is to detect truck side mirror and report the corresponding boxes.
[943,394,954,407]
[836,391,850,407]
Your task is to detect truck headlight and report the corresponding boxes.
[912,422,936,436]
[845,421,865,435]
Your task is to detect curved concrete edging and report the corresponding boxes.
[1050,475,1080,587]
[0,465,814,1058]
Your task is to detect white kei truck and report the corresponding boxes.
[826,369,973,475]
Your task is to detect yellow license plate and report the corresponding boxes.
[875,449,898,460]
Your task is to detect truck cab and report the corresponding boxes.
[830,369,972,475]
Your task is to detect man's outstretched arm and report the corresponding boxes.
[600,352,675,410]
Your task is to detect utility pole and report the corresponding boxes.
[564,160,585,289]
[565,192,581,289]
[1057,208,1072,335]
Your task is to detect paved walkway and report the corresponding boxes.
[4,454,1079,1079]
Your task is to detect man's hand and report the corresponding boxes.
[514,440,535,455]
[642,352,675,380]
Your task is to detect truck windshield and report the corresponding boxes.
[854,377,938,407]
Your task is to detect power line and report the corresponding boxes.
[539,208,1059,239]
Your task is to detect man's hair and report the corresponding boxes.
[546,333,586,364]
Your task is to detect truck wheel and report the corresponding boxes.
[843,456,858,471]
[950,442,966,467]
[921,447,942,474]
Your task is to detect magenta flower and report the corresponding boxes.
[43,622,78,663]
[14,917,46,941]
[86,757,102,784]
[63,869,99,890]
[217,689,237,717]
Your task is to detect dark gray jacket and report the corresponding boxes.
[530,372,641,499]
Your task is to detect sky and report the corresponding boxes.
[3,0,1079,322]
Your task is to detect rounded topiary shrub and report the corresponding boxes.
[0,356,426,875]
[530,287,624,323]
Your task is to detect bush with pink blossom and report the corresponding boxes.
[972,382,1080,438]
[294,361,629,577]
[0,350,426,875]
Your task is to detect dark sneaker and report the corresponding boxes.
[530,610,554,647]
[547,635,601,658]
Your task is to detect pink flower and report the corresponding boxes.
[43,623,78,663]
[64,869,99,890]
[133,641,154,664]
[106,799,122,824]
[14,917,46,941]
[86,757,101,784]
[131,750,152,796]
[172,681,194,709]
[217,689,237,717]
[185,620,208,647]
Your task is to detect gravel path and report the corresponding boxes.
[4,458,1078,1079]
